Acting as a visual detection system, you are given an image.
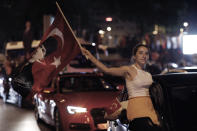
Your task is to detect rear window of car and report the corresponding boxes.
[59,76,119,93]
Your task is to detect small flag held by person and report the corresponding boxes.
[104,98,123,120]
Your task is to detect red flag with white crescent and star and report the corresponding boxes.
[31,6,81,92]
[105,98,122,115]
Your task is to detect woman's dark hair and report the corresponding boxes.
[42,37,58,57]
[132,44,150,56]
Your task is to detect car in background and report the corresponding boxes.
[109,72,197,131]
[0,75,5,98]
[2,42,98,108]
[161,66,197,74]
[34,72,124,131]
[1,62,34,108]
[177,66,197,72]
[0,64,6,98]
[3,78,23,107]
[0,72,23,107]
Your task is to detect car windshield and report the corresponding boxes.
[59,76,119,93]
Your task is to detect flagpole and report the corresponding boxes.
[56,2,82,49]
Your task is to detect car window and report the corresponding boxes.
[59,76,117,93]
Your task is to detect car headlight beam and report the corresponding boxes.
[0,78,4,84]
[67,106,87,114]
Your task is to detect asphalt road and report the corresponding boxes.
[0,99,52,131]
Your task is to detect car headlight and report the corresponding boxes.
[0,78,4,84]
[67,106,87,114]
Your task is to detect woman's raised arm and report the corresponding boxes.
[81,47,129,77]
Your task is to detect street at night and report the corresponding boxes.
[1,0,197,131]
[0,99,52,131]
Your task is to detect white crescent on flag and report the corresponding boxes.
[47,28,64,49]
[31,7,81,93]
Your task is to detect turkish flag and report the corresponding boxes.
[31,7,81,92]
[104,98,122,120]
[105,98,122,114]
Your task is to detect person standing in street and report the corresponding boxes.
[23,21,33,59]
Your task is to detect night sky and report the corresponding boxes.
[0,0,197,50]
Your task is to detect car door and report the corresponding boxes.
[169,84,197,131]
[149,82,172,131]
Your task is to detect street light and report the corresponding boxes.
[183,22,189,27]
[180,28,184,33]
[98,30,105,35]
[105,17,112,22]
[107,27,111,31]
[183,22,189,34]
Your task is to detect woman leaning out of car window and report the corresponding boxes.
[81,44,164,131]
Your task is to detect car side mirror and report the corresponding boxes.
[43,88,55,94]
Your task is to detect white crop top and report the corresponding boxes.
[126,65,153,99]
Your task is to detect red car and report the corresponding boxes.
[34,72,124,131]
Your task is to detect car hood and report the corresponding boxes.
[56,91,120,109]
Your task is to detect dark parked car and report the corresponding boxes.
[151,73,197,131]
[109,72,197,131]
[161,66,197,74]
[34,72,124,131]
[177,66,197,72]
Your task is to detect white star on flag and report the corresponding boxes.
[31,2,81,92]
[51,56,61,68]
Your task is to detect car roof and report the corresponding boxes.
[153,72,197,87]
[58,72,125,83]
[58,72,103,77]
[59,72,122,78]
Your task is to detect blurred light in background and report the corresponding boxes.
[92,43,96,46]
[98,30,105,35]
[152,30,158,35]
[183,22,189,27]
[171,63,178,68]
[180,28,184,33]
[98,30,105,38]
[183,35,197,55]
[105,17,112,22]
[106,27,111,31]
[108,35,112,39]
[152,24,159,35]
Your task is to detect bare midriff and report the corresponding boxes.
[127,96,160,125]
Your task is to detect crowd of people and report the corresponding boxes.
[114,34,188,75]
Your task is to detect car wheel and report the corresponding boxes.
[34,105,41,123]
[55,109,62,131]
